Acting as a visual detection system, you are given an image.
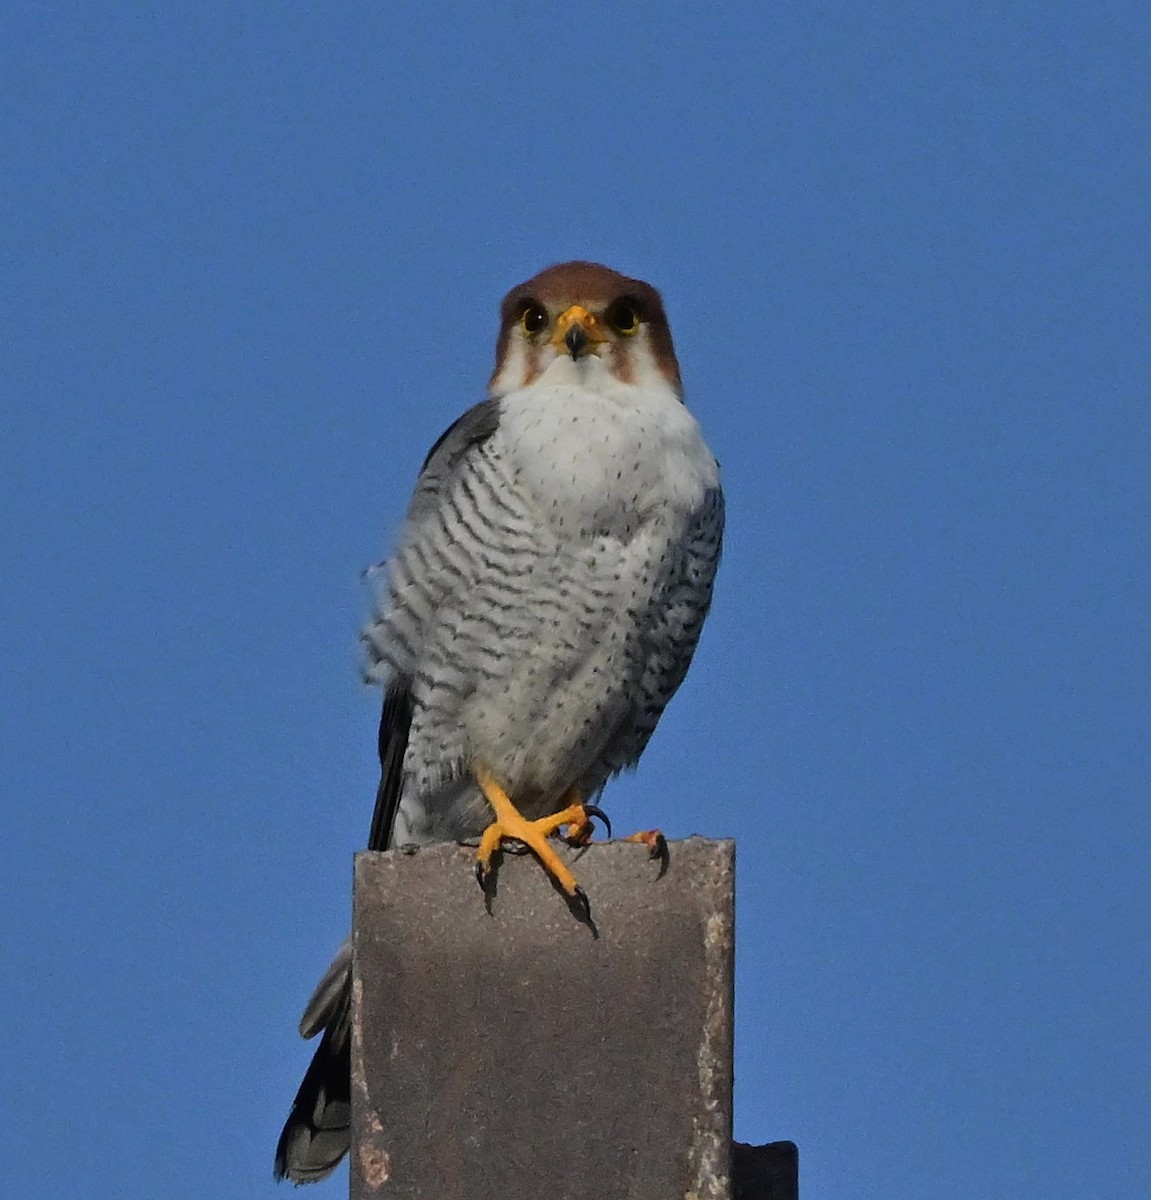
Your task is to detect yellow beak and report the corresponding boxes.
[549,305,608,359]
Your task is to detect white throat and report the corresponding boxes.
[493,369,718,538]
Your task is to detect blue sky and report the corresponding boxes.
[3,4,1148,1197]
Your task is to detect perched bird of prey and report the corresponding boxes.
[274,261,724,1183]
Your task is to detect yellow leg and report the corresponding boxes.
[474,768,591,898]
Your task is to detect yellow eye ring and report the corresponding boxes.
[519,304,548,335]
[606,300,640,336]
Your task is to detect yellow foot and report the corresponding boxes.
[473,770,609,914]
[622,828,670,875]
[562,795,612,847]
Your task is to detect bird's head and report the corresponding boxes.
[488,261,682,399]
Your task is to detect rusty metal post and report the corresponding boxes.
[350,837,795,1199]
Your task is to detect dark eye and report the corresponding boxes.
[519,304,548,335]
[606,300,641,335]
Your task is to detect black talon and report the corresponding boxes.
[570,885,592,924]
[475,862,487,889]
[650,833,670,878]
[583,804,612,838]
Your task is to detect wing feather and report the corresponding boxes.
[362,398,501,848]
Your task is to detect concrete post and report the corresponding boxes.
[349,838,795,1199]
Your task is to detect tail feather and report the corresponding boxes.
[274,947,353,1184]
[298,940,351,1040]
[276,680,411,1182]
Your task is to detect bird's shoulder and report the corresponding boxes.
[406,398,501,522]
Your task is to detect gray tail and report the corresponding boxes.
[275,684,411,1182]
[273,942,353,1184]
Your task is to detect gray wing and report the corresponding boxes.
[408,397,501,524]
[652,484,724,698]
[362,398,501,687]
[362,397,501,834]
[613,485,725,771]
[275,401,501,1185]
[366,681,412,852]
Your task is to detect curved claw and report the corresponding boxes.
[649,831,670,877]
[570,885,592,924]
[582,804,612,839]
[621,829,670,878]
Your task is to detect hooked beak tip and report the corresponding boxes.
[564,325,589,359]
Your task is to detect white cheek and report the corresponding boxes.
[490,340,529,396]
[628,327,673,390]
[492,337,572,395]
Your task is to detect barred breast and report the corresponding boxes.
[363,381,722,841]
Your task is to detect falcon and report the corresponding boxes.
[274,261,724,1183]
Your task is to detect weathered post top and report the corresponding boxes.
[350,837,795,1200]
